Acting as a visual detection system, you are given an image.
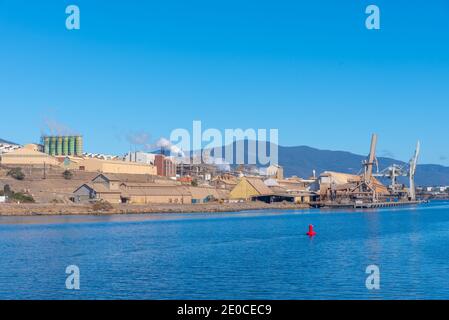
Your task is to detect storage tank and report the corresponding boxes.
[43,136,50,155]
[49,136,57,156]
[57,136,63,155]
[69,136,76,155]
[63,136,69,155]
[75,136,83,156]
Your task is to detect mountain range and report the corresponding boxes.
[2,137,447,186]
[0,138,18,145]
[207,141,449,187]
[277,145,449,186]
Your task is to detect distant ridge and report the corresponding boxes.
[277,145,449,187]
[206,141,449,187]
[0,138,18,145]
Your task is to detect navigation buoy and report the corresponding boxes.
[306,224,317,237]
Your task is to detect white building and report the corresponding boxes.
[264,178,279,187]
[124,151,157,165]
[83,153,120,160]
[424,186,449,193]
[266,164,284,179]
[0,142,21,155]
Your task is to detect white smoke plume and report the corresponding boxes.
[41,118,78,136]
[155,137,185,157]
[212,157,231,172]
[126,131,152,150]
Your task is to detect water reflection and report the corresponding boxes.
[0,201,449,299]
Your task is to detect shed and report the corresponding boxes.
[229,177,273,200]
[73,183,121,203]
[120,186,192,204]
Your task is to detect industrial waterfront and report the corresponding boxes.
[1,132,446,215]
[2,0,448,307]
[1,201,448,299]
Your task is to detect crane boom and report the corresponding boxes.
[365,133,378,184]
[409,140,420,201]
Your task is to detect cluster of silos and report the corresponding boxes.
[42,135,83,156]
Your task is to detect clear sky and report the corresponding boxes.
[0,0,448,164]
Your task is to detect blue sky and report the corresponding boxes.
[0,0,448,165]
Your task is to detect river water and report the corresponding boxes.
[0,201,448,299]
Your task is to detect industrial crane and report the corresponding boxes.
[373,164,408,193]
[323,134,424,207]
[372,140,420,200]
[349,134,380,202]
[408,141,420,201]
[363,134,378,185]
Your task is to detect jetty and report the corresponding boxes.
[317,200,427,209]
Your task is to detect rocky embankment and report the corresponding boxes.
[0,201,309,216]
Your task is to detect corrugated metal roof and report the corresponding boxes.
[121,186,191,197]
[245,177,273,195]
[96,173,156,183]
[188,187,229,199]
[74,183,121,194]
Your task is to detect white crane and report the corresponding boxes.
[373,164,407,192]
[408,141,420,201]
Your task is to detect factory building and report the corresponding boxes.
[124,152,176,177]
[189,187,229,203]
[41,135,83,156]
[229,177,273,200]
[265,164,284,180]
[61,156,157,175]
[124,151,156,165]
[120,186,192,204]
[263,179,318,204]
[0,144,59,166]
[211,174,239,190]
[154,154,176,177]
[0,140,21,155]
[72,173,192,204]
[73,183,122,204]
[72,173,232,205]
[318,171,388,201]
[177,162,216,182]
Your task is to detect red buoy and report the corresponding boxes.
[306,224,317,237]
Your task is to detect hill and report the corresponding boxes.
[206,141,449,187]
[0,138,18,145]
[278,145,449,186]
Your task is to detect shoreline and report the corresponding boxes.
[0,202,310,216]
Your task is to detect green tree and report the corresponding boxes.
[62,170,73,180]
[7,168,25,180]
[3,184,12,196]
[11,192,35,203]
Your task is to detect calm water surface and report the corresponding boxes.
[1,201,449,299]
